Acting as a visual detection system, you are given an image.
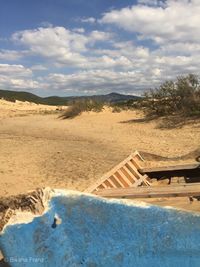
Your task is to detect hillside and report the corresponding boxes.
[0,89,139,106]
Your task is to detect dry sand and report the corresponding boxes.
[0,99,200,211]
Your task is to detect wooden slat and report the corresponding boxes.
[117,169,133,186]
[95,183,200,199]
[120,167,136,183]
[130,158,142,170]
[139,163,200,174]
[85,151,143,193]
[104,180,113,188]
[101,182,109,189]
[122,165,139,182]
[114,172,130,187]
[112,174,125,188]
[107,178,117,188]
[109,176,122,188]
[126,162,141,179]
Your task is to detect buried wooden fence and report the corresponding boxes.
[85,151,151,194]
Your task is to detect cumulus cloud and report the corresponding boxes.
[12,26,112,67]
[101,0,200,44]
[0,64,39,90]
[12,27,88,66]
[0,64,32,77]
[0,49,24,61]
[45,70,146,94]
[1,1,200,95]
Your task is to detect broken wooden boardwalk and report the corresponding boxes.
[85,151,151,194]
[95,183,200,199]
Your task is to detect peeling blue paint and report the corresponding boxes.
[1,191,200,267]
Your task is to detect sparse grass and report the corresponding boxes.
[59,100,104,119]
[111,106,122,113]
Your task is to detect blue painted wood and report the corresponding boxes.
[1,191,200,267]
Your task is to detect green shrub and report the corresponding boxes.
[142,74,200,117]
[60,99,104,119]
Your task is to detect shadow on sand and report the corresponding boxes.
[120,114,200,129]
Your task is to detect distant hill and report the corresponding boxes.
[0,89,140,106]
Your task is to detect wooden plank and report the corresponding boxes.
[130,158,142,170]
[106,178,117,188]
[126,162,142,179]
[95,183,200,199]
[85,151,144,193]
[109,176,122,188]
[122,165,139,182]
[114,172,130,187]
[117,169,133,186]
[101,182,109,189]
[104,180,113,188]
[120,167,137,183]
[112,174,125,188]
[139,163,200,174]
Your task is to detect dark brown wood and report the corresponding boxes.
[139,163,200,179]
[140,163,200,173]
[95,183,200,199]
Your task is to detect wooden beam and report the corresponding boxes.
[95,183,200,199]
[139,163,200,174]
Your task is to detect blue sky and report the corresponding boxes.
[0,0,199,96]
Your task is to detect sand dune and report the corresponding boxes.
[0,99,200,211]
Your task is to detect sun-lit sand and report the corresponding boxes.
[0,99,200,212]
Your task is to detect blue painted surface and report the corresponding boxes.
[1,191,200,267]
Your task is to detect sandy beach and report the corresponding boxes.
[0,99,200,211]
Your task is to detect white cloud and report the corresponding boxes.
[73,28,85,33]
[0,49,24,61]
[12,27,88,66]
[45,70,146,94]
[89,30,111,42]
[0,64,40,90]
[81,17,96,23]
[0,64,32,77]
[1,1,200,95]
[11,27,112,67]
[101,0,200,44]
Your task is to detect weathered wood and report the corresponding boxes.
[112,174,125,188]
[140,163,200,174]
[85,151,147,193]
[117,169,133,186]
[121,166,138,182]
[95,183,200,199]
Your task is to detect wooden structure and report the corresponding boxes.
[86,150,200,200]
[139,163,200,180]
[85,151,151,194]
[95,183,200,199]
